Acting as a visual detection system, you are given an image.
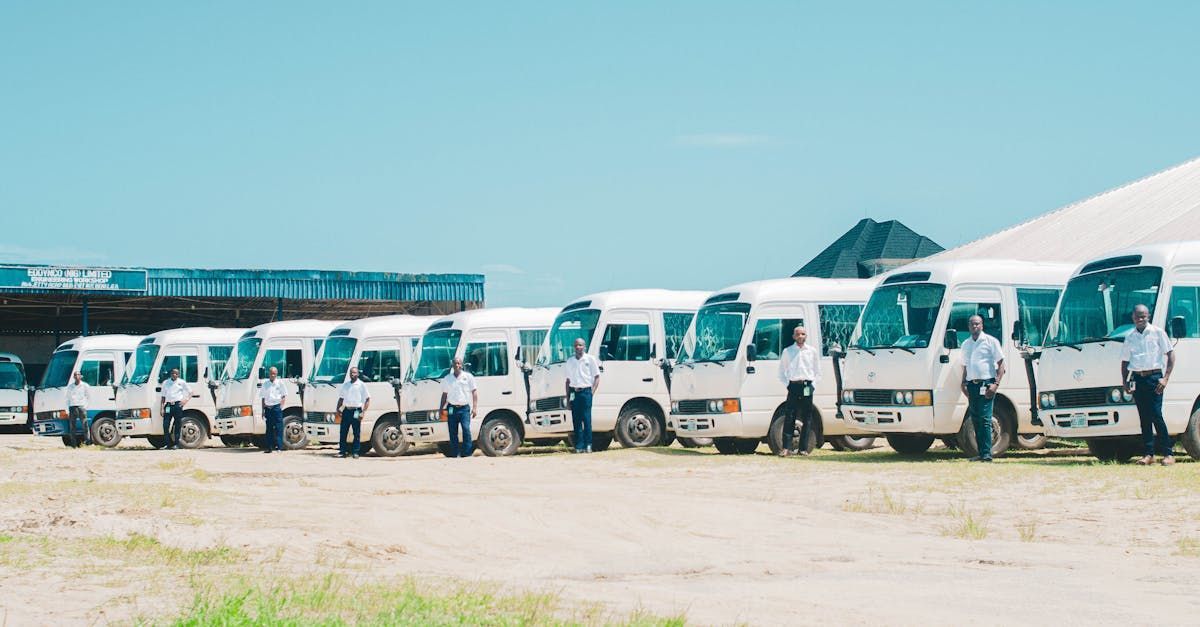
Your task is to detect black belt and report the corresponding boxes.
[967,378,996,385]
[1132,369,1162,377]
[447,403,469,409]
[788,380,813,385]
[571,386,591,391]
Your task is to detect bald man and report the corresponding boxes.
[1121,304,1176,465]
[960,315,1004,462]
[778,326,821,456]
[258,366,288,453]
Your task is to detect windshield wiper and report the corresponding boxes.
[849,345,876,356]
[889,345,916,355]
[692,358,726,367]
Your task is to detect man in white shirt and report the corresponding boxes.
[778,326,821,456]
[258,366,288,454]
[159,368,191,450]
[439,358,478,458]
[335,367,371,458]
[1121,304,1177,465]
[564,338,601,453]
[959,315,1005,462]
[65,371,91,447]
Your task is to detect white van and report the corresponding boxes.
[526,290,707,450]
[214,319,342,449]
[303,315,432,456]
[669,278,877,454]
[113,328,242,449]
[0,353,28,430]
[840,259,1074,456]
[400,307,556,456]
[1035,242,1200,460]
[32,335,141,446]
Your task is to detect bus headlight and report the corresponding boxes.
[903,391,914,405]
[670,401,679,414]
[842,390,854,404]
[893,391,905,405]
[1109,387,1122,403]
[1122,389,1133,403]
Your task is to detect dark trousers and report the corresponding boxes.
[68,406,89,447]
[1132,373,1172,456]
[784,381,815,452]
[967,381,995,460]
[570,387,593,451]
[447,404,472,457]
[339,408,362,456]
[163,402,183,448]
[264,404,284,451]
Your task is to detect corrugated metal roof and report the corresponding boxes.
[0,265,485,302]
[934,156,1200,262]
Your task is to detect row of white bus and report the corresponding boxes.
[22,240,1200,462]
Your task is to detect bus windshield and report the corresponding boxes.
[0,362,26,390]
[127,344,161,385]
[854,283,947,349]
[679,302,751,363]
[311,337,357,384]
[41,351,79,388]
[539,309,602,365]
[1047,266,1163,346]
[411,330,462,380]
[230,337,263,380]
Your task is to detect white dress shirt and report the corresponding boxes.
[66,380,90,408]
[1121,323,1173,371]
[441,371,477,406]
[338,379,370,408]
[961,333,1004,381]
[778,343,822,385]
[161,378,191,403]
[258,378,288,407]
[564,353,601,389]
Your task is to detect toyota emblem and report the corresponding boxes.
[867,371,877,382]
[1073,369,1085,381]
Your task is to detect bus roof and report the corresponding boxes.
[873,258,1076,288]
[1069,240,1200,276]
[702,277,876,306]
[558,289,709,313]
[139,327,245,346]
[425,307,558,331]
[326,315,435,340]
[241,319,345,340]
[54,334,144,352]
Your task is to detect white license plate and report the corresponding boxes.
[1071,413,1086,428]
[685,419,697,431]
[864,412,878,425]
[539,417,550,427]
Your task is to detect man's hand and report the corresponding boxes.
[471,408,477,419]
[985,383,998,399]
[1157,378,1168,395]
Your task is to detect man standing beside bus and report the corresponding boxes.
[565,337,601,453]
[1122,304,1176,466]
[438,357,478,458]
[259,366,287,454]
[335,366,370,459]
[65,370,90,447]
[960,315,1004,462]
[778,326,821,456]
[160,368,191,450]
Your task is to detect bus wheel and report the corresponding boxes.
[1087,438,1131,462]
[92,417,122,448]
[282,416,308,450]
[370,419,410,457]
[1014,433,1047,450]
[940,436,959,450]
[614,404,662,448]
[767,412,821,454]
[147,435,169,449]
[479,416,522,457]
[437,442,454,457]
[529,438,562,447]
[885,434,935,455]
[830,435,876,451]
[714,437,758,455]
[178,417,209,449]
[958,408,1013,458]
[60,436,80,448]
[677,437,712,448]
[1181,409,1200,460]
[590,432,613,452]
[219,435,250,448]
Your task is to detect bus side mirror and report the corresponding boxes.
[943,329,959,350]
[650,343,657,359]
[746,344,758,362]
[1011,320,1025,342]
[514,346,522,362]
[1170,316,1188,339]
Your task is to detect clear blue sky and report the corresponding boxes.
[2,1,1198,306]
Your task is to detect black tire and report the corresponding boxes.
[714,437,758,455]
[1181,409,1200,460]
[614,404,664,448]
[219,435,251,448]
[282,415,307,450]
[92,417,121,448]
[61,436,81,448]
[885,433,936,455]
[177,416,209,449]
[1014,433,1048,451]
[529,438,562,447]
[831,435,876,451]
[251,435,270,450]
[370,418,410,457]
[958,405,1014,458]
[479,415,522,457]
[147,435,169,449]
[437,442,454,457]
[1087,438,1141,462]
[940,436,959,450]
[767,410,821,455]
[677,437,712,448]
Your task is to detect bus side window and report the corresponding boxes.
[1015,289,1060,346]
[80,360,115,386]
[1167,286,1200,339]
[750,318,804,360]
[947,303,1003,345]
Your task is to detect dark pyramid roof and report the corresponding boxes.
[794,218,943,278]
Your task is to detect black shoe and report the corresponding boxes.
[967,456,981,462]
[336,452,347,458]
[981,458,994,463]
[351,453,359,459]
[264,449,272,454]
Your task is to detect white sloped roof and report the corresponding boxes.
[933,156,1200,262]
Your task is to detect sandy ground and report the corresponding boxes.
[2,434,1200,625]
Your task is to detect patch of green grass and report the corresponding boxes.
[153,574,686,626]
[842,487,918,516]
[94,533,238,568]
[1016,518,1039,542]
[1175,536,1200,557]
[155,458,195,472]
[190,468,211,482]
[0,534,14,543]
[941,504,991,540]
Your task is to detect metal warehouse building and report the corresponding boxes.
[0,264,484,380]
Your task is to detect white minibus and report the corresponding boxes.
[0,354,28,430]
[113,328,242,449]
[214,319,342,449]
[303,315,431,456]
[400,307,556,456]
[1036,242,1200,460]
[840,259,1073,456]
[526,290,707,451]
[669,278,877,454]
[32,335,141,446]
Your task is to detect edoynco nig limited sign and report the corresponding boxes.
[0,266,148,292]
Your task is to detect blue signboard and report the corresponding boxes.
[0,266,148,292]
